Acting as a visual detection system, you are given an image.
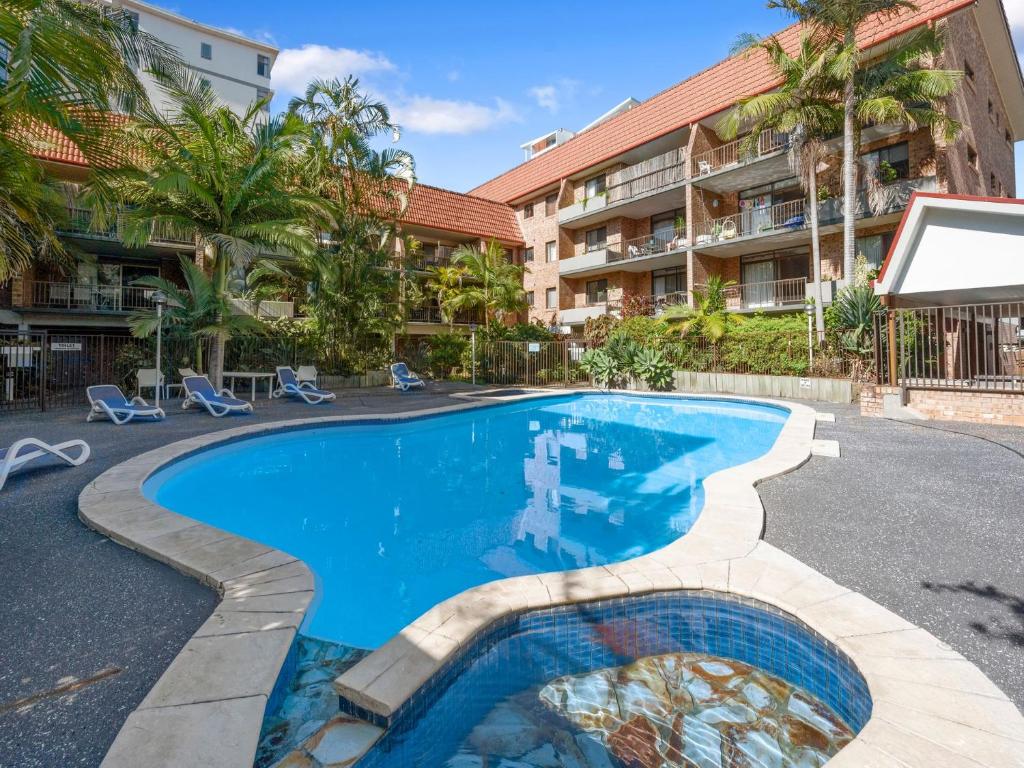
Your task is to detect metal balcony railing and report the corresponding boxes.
[606,290,689,317]
[691,129,790,178]
[611,229,688,262]
[694,277,807,310]
[58,206,195,248]
[25,281,158,313]
[408,305,484,325]
[694,199,806,244]
[413,245,457,269]
[605,149,687,204]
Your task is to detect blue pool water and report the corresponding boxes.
[144,394,787,648]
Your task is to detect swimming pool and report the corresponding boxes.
[144,393,788,648]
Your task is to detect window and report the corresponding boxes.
[861,142,909,184]
[523,203,534,219]
[651,209,685,242]
[855,232,895,271]
[523,247,534,262]
[585,227,607,252]
[200,77,211,90]
[526,291,535,306]
[964,59,975,82]
[651,267,686,298]
[740,248,810,303]
[257,54,271,77]
[545,287,557,309]
[256,87,271,111]
[586,279,608,305]
[545,194,557,217]
[201,42,212,60]
[123,10,139,32]
[545,241,557,262]
[584,175,606,199]
[967,144,978,171]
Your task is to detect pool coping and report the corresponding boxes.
[77,390,1024,768]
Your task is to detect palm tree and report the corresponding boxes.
[719,34,842,341]
[104,71,321,386]
[128,256,260,374]
[662,275,740,343]
[767,0,960,283]
[0,0,176,280]
[449,239,528,325]
[424,265,469,329]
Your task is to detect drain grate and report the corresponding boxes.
[0,666,122,714]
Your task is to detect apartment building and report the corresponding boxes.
[0,5,279,333]
[469,0,1024,331]
[395,184,524,336]
[108,0,278,116]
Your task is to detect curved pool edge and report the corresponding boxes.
[77,390,1024,768]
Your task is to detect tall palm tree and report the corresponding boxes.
[128,255,260,373]
[449,239,528,325]
[719,34,842,340]
[104,71,321,385]
[0,0,176,280]
[767,0,960,283]
[424,265,469,330]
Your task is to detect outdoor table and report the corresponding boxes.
[223,371,276,402]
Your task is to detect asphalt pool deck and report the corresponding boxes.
[0,388,1021,766]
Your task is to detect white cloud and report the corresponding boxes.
[392,96,521,135]
[272,45,395,95]
[1004,0,1024,30]
[528,79,580,114]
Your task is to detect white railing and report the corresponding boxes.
[695,278,807,310]
[694,199,806,244]
[691,129,790,178]
[611,229,688,263]
[26,281,157,313]
[229,298,296,319]
[606,148,687,204]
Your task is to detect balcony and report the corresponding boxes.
[411,245,457,270]
[22,281,159,313]
[558,148,687,228]
[408,305,484,326]
[229,298,296,319]
[559,230,688,278]
[58,206,195,249]
[690,130,791,193]
[558,244,621,277]
[561,291,689,325]
[695,278,809,312]
[694,199,807,248]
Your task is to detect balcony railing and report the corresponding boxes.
[24,281,158,313]
[691,129,790,178]
[693,199,806,245]
[608,291,689,317]
[606,149,687,204]
[229,298,296,319]
[412,245,457,269]
[59,206,196,248]
[408,305,484,325]
[695,278,807,311]
[610,229,688,263]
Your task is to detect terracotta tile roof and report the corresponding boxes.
[26,124,89,166]
[469,0,975,203]
[401,183,522,244]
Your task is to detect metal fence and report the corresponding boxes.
[479,340,592,387]
[874,302,1024,392]
[0,330,391,414]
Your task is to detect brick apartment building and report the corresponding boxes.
[465,0,1024,331]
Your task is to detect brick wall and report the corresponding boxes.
[938,10,1017,197]
[517,193,563,324]
[860,385,1024,426]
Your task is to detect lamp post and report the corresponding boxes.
[804,300,815,371]
[153,290,167,410]
[469,323,478,386]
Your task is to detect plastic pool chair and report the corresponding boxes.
[87,385,166,425]
[390,362,425,392]
[1,437,91,492]
[182,375,253,417]
[273,366,336,404]
[296,365,318,387]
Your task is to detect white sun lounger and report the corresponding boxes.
[87,385,166,425]
[273,366,336,404]
[391,362,426,392]
[0,438,91,492]
[182,375,253,417]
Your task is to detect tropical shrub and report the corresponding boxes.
[832,284,881,357]
[632,348,674,390]
[579,348,617,389]
[612,316,670,349]
[426,332,469,378]
[583,315,618,346]
[605,334,641,375]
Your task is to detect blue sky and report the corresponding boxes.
[165,0,1024,194]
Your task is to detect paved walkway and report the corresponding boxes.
[760,403,1024,710]
[1,389,1021,766]
[0,384,473,768]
